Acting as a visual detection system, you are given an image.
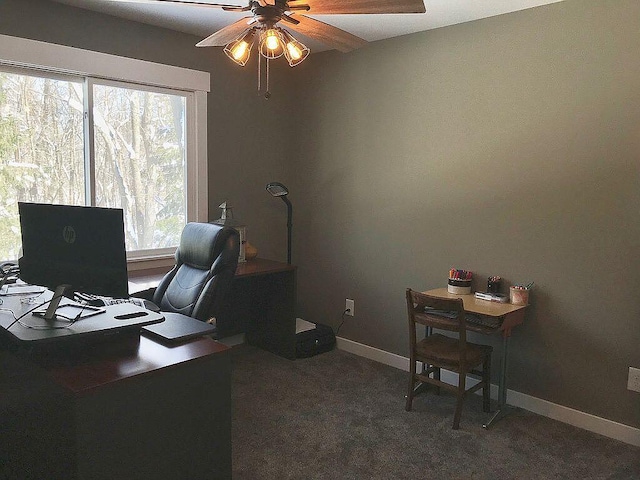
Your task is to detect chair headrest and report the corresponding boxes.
[176,222,234,270]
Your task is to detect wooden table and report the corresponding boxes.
[0,334,232,479]
[423,288,527,428]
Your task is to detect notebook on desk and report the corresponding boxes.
[141,312,217,344]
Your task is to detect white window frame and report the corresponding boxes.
[0,34,210,271]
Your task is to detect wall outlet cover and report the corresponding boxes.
[345,299,354,316]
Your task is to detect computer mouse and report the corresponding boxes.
[74,293,106,307]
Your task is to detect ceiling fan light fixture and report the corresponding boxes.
[259,27,285,59]
[281,30,309,67]
[157,0,428,95]
[224,28,256,66]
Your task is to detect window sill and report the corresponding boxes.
[128,254,174,276]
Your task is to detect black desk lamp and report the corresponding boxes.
[266,182,292,264]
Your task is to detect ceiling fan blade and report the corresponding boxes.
[288,0,425,14]
[109,0,246,8]
[222,5,251,11]
[196,17,254,47]
[281,13,300,24]
[286,15,367,53]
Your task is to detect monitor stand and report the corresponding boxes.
[43,284,73,321]
[0,275,9,292]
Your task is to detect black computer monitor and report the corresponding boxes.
[18,202,129,309]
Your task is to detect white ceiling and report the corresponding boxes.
[52,0,565,52]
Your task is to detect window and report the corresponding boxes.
[92,82,187,252]
[0,70,84,260]
[0,35,209,266]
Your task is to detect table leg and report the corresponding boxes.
[483,334,512,429]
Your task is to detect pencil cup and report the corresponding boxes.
[487,277,501,293]
[509,287,529,305]
[448,278,471,295]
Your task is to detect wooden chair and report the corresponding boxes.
[405,288,493,429]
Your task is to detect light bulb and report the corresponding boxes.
[286,42,302,60]
[265,30,280,50]
[281,29,309,67]
[231,41,249,60]
[224,29,256,66]
[259,28,285,59]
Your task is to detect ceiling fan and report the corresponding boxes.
[120,0,426,96]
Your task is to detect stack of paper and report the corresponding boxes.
[474,292,509,303]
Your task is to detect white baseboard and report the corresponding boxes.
[336,336,640,447]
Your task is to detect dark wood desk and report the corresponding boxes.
[0,334,232,479]
[217,258,297,359]
[129,258,298,359]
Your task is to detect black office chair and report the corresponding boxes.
[139,222,240,323]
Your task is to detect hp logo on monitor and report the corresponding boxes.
[63,226,77,244]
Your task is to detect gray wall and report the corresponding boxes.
[0,0,296,261]
[291,0,640,428]
[1,0,638,429]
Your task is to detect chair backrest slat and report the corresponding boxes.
[406,288,468,347]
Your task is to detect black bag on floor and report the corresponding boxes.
[296,323,336,358]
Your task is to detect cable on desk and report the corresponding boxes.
[1,291,82,331]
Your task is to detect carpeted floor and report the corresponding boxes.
[230,345,640,480]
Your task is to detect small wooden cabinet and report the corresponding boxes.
[217,258,297,360]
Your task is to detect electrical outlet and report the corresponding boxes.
[345,298,354,316]
[628,367,640,392]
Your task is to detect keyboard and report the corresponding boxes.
[102,297,146,308]
[75,292,145,308]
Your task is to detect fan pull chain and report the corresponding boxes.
[256,54,270,99]
[265,57,271,99]
[257,53,261,94]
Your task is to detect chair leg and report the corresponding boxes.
[434,366,441,395]
[483,354,491,413]
[405,359,416,411]
[453,371,466,430]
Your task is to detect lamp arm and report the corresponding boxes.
[280,196,292,264]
